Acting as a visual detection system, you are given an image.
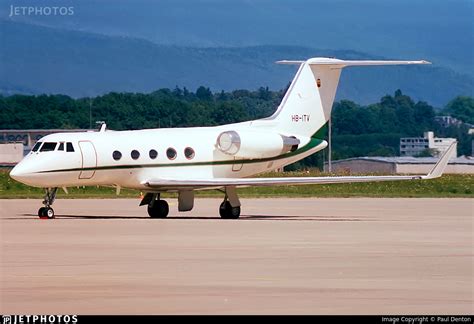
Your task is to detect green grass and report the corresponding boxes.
[0,168,472,199]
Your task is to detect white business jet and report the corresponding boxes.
[9,57,455,219]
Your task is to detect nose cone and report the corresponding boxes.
[10,163,27,183]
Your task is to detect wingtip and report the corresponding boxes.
[425,141,456,179]
[276,60,305,65]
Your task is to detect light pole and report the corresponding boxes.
[328,117,332,173]
[89,98,93,129]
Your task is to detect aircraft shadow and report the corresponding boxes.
[13,213,361,221]
[17,213,148,220]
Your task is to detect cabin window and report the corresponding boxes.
[40,142,57,152]
[66,142,75,152]
[31,142,42,152]
[113,150,122,161]
[166,148,177,160]
[131,150,140,160]
[57,142,64,151]
[184,147,195,160]
[149,149,158,159]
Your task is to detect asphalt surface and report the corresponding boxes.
[0,198,472,314]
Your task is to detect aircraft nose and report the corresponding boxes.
[10,163,27,182]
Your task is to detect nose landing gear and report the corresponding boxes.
[38,188,57,219]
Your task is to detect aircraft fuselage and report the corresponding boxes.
[11,124,323,190]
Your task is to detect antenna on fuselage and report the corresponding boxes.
[95,121,106,132]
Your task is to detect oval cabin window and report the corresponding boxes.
[131,150,140,160]
[166,148,177,160]
[113,151,122,161]
[184,147,195,160]
[149,149,158,159]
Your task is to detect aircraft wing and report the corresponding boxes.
[143,142,455,189]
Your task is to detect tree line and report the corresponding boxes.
[0,87,472,169]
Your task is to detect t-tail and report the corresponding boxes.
[264,57,431,138]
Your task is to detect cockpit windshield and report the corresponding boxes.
[31,142,42,152]
[66,142,75,152]
[40,142,57,152]
[31,141,75,153]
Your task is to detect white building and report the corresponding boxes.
[324,156,473,174]
[0,143,24,166]
[400,131,457,157]
[434,116,463,128]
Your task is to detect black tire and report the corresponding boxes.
[39,207,54,219]
[219,201,229,218]
[229,205,241,219]
[157,200,169,218]
[219,201,240,219]
[147,205,154,217]
[148,200,169,218]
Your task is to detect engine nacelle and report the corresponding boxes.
[216,130,300,159]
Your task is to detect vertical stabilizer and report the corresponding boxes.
[266,58,430,138]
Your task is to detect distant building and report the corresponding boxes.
[435,115,474,136]
[434,116,463,128]
[324,156,473,174]
[400,131,457,157]
[0,143,24,166]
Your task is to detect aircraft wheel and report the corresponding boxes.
[39,207,55,219]
[219,201,227,218]
[148,200,169,218]
[219,201,240,219]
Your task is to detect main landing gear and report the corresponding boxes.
[219,186,241,219]
[146,193,169,218]
[219,200,241,219]
[38,188,57,219]
[140,186,241,219]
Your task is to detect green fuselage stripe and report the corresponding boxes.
[39,138,324,174]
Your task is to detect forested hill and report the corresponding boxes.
[1,20,473,106]
[3,0,472,77]
[1,89,473,164]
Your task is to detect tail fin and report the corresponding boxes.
[266,58,430,138]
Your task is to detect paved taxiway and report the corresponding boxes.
[0,198,472,314]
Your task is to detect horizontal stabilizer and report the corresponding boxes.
[276,58,431,67]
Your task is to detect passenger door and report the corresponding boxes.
[78,141,97,179]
